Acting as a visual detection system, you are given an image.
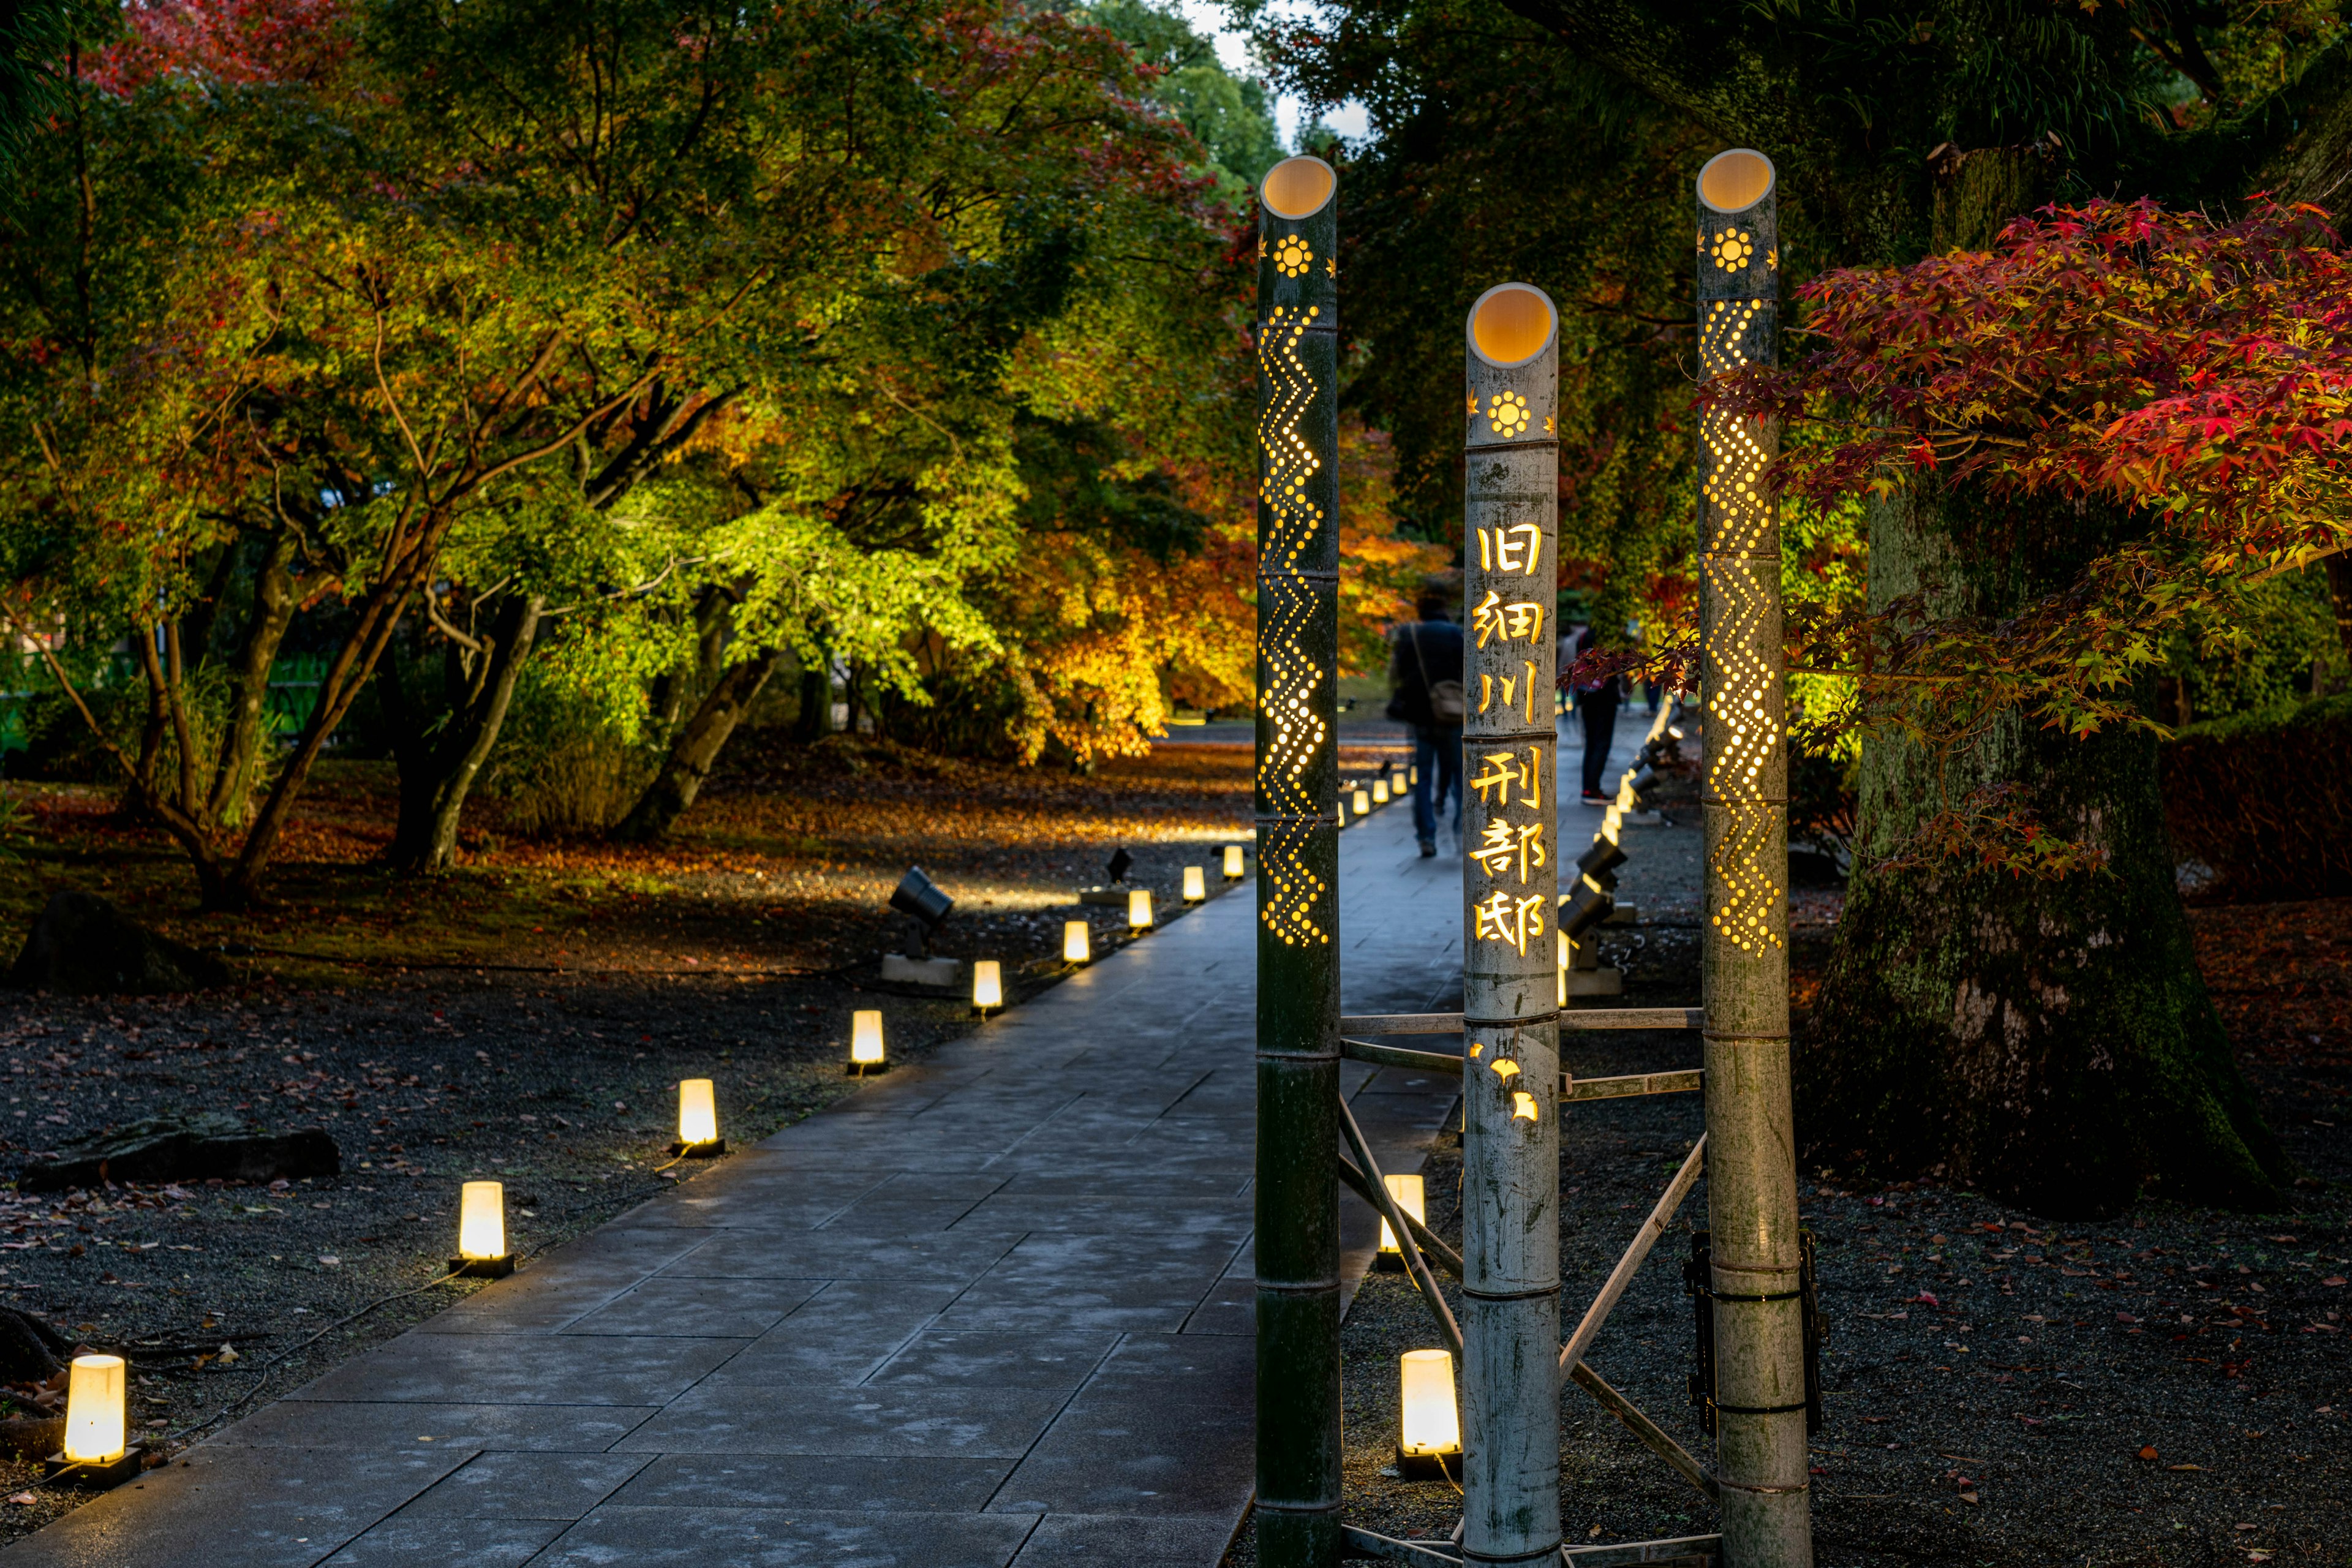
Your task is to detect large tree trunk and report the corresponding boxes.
[2326,554,2352,676]
[1796,482,2290,1216]
[611,647,781,843]
[206,526,299,828]
[385,594,546,875]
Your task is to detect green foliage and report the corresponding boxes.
[2158,562,2343,725]
[1086,0,1282,195]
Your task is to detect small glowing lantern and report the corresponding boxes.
[1182,865,1207,902]
[1396,1349,1461,1479]
[453,1180,512,1278]
[1557,929,1569,1007]
[1376,1173,1427,1271]
[1336,797,1349,828]
[1223,845,1245,879]
[62,1354,125,1464]
[673,1078,724,1157]
[1352,786,1372,815]
[1064,920,1091,965]
[1128,888,1154,930]
[973,959,1004,1015]
[1373,779,1390,805]
[1409,764,1420,786]
[848,1009,888,1076]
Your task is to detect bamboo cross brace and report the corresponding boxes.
[1337,1092,1461,1360]
[1558,1134,1707,1377]
[1564,1360,1721,1504]
[1338,1009,1705,1035]
[1338,1150,1465,1279]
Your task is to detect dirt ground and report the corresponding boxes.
[0,732,1399,1545]
[1226,896,2352,1568]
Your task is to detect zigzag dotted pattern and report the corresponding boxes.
[1709,802,1784,955]
[1257,571,1324,820]
[1255,296,1329,946]
[1259,816,1330,947]
[1699,301,1771,557]
[1702,555,1776,804]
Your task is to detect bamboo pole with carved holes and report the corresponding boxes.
[1695,148,1813,1568]
[1254,153,1343,1568]
[1459,282,1562,1568]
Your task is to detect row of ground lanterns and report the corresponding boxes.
[51,769,1433,1484]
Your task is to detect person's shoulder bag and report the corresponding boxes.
[1405,623,1466,725]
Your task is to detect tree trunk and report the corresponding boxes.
[646,584,733,739]
[1796,482,2291,1216]
[2326,554,2352,675]
[611,648,781,843]
[206,526,299,828]
[792,662,829,743]
[385,594,546,875]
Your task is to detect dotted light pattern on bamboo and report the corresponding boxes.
[1255,295,1329,944]
[1698,252,1780,954]
[1708,227,1754,271]
[1486,389,1530,437]
[1259,816,1330,946]
[1711,801,1784,954]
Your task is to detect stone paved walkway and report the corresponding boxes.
[9,747,1466,1568]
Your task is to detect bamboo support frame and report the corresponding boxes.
[1460,282,1563,1567]
[1256,153,1343,1568]
[1695,148,1812,1567]
[1564,1362,1722,1505]
[1558,1136,1706,1375]
[1340,1009,1705,1035]
[1339,1094,1463,1360]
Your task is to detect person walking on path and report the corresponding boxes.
[1387,590,1464,857]
[1570,622,1624,802]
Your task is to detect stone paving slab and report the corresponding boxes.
[6,734,1469,1567]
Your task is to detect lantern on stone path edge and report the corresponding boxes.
[1396,1348,1461,1479]
[1352,786,1372,816]
[1128,889,1154,932]
[1063,921,1091,966]
[1223,845,1245,880]
[1182,866,1207,902]
[848,1009,888,1076]
[973,959,1003,1016]
[1376,1173,1425,1272]
[1373,779,1390,805]
[46,1352,140,1487]
[673,1079,724,1158]
[453,1180,513,1278]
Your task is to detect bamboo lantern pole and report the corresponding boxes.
[1254,153,1343,1568]
[1460,282,1562,1567]
[1695,149,1813,1568]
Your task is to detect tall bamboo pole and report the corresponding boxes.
[1255,154,1342,1568]
[1460,282,1561,1568]
[1694,149,1813,1568]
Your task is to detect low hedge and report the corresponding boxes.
[2161,693,2352,903]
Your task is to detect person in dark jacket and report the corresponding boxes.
[1387,591,1464,856]
[1570,623,1625,802]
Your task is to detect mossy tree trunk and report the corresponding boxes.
[1799,483,2290,1216]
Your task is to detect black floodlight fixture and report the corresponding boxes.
[1558,872,1617,941]
[889,866,954,957]
[1106,846,1134,884]
[1576,835,1629,881]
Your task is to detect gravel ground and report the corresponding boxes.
[1226,897,2352,1567]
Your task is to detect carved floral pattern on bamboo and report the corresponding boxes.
[1273,234,1313,277]
[1487,390,1530,437]
[1709,227,1754,270]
